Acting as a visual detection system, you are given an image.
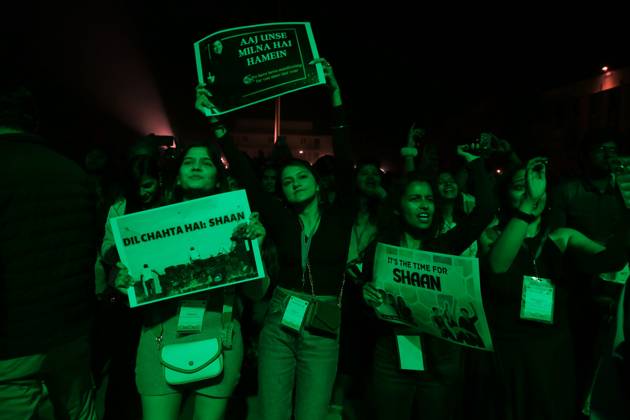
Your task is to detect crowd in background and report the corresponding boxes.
[1,58,629,420]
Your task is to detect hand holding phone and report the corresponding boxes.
[461,132,501,157]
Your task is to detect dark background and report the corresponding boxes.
[3,1,629,164]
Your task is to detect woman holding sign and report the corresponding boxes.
[360,144,498,419]
[196,58,354,420]
[113,141,268,420]
[96,154,165,419]
[480,157,630,420]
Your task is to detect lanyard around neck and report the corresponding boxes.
[523,226,551,278]
[300,215,321,269]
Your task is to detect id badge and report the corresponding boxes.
[520,276,555,324]
[599,263,629,284]
[396,335,424,371]
[281,296,310,331]
[177,300,206,333]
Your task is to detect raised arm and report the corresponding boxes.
[435,145,500,255]
[311,58,354,203]
[487,158,547,273]
[401,123,425,174]
[195,85,290,238]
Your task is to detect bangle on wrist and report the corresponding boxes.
[512,208,536,224]
[209,119,224,128]
[401,147,418,158]
[210,121,227,135]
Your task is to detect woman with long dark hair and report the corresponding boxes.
[96,153,165,419]
[361,145,498,419]
[113,140,267,420]
[480,157,629,420]
[196,58,354,420]
[332,159,386,417]
[436,169,478,257]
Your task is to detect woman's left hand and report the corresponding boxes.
[362,283,383,307]
[195,84,220,116]
[232,212,266,243]
[310,58,339,91]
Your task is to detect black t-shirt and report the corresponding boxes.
[482,232,570,340]
[221,107,355,296]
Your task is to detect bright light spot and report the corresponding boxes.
[605,71,612,77]
[298,150,304,154]
[74,25,173,137]
[601,66,609,72]
[221,155,229,169]
[496,168,503,174]
[157,138,177,150]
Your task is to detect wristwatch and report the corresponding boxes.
[512,209,536,224]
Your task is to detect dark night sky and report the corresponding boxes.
[3,1,629,163]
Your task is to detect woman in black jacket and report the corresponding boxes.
[197,58,355,420]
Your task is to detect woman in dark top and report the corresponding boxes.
[436,169,479,258]
[196,59,354,420]
[480,157,629,420]
[332,159,388,416]
[96,154,164,419]
[360,145,498,419]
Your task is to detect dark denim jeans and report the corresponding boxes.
[258,287,339,420]
[365,333,463,420]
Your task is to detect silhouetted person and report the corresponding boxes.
[0,86,97,419]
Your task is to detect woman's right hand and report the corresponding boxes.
[516,156,547,213]
[195,84,220,116]
[113,262,134,295]
[525,157,547,201]
[362,283,383,307]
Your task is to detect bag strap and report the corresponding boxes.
[525,226,552,278]
[222,288,235,349]
[337,272,347,308]
[153,324,165,350]
[153,290,235,351]
[306,262,346,308]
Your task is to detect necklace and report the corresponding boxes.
[300,213,321,240]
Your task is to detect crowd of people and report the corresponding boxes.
[1,58,629,420]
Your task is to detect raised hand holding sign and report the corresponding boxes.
[194,22,325,116]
